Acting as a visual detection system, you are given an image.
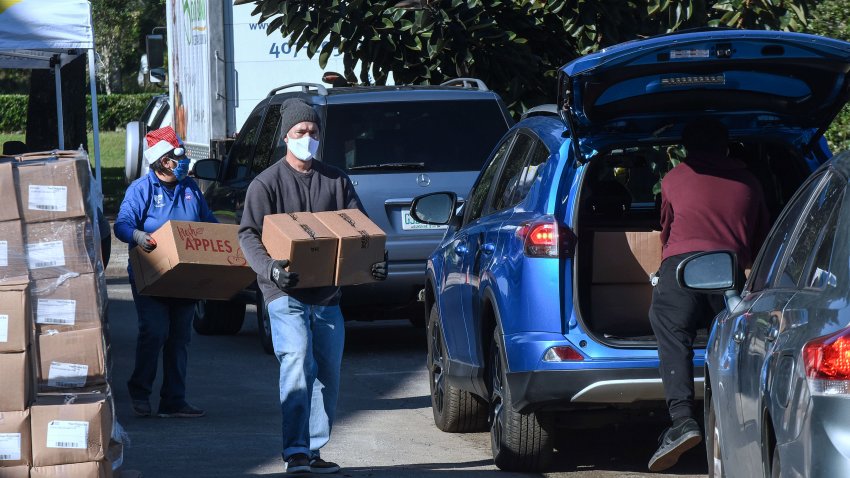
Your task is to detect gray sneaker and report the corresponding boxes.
[285,453,310,474]
[156,403,205,418]
[131,399,151,417]
[648,417,702,472]
[310,457,340,474]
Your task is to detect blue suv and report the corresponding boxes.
[410,29,850,471]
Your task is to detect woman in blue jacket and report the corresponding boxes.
[114,126,216,418]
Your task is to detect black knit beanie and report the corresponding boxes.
[279,98,320,135]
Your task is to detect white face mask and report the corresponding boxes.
[287,135,320,162]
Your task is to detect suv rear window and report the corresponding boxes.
[321,100,508,173]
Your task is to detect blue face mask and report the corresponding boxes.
[172,158,191,181]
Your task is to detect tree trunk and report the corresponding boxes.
[25,55,88,153]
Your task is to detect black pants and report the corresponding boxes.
[648,253,725,421]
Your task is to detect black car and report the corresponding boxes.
[192,80,513,353]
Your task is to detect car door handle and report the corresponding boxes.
[733,331,746,343]
[455,244,469,255]
[480,243,495,255]
[766,315,780,342]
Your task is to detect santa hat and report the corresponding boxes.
[144,126,185,164]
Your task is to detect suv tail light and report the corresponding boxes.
[803,327,850,396]
[543,346,584,362]
[517,216,575,258]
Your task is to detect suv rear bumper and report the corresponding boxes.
[505,367,705,414]
[340,260,425,312]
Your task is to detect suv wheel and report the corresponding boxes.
[256,290,274,355]
[427,305,488,432]
[489,328,553,471]
[192,299,246,335]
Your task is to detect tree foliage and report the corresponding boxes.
[241,0,819,112]
[807,0,850,152]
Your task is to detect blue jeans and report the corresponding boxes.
[127,282,196,412]
[267,296,345,460]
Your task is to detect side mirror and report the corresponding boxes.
[677,251,742,311]
[193,158,221,181]
[410,192,457,225]
[146,34,165,84]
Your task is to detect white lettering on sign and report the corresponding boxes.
[46,420,88,449]
[0,240,7,267]
[47,362,88,389]
[28,185,68,212]
[26,241,65,269]
[37,299,77,325]
[0,433,21,461]
[0,315,7,343]
[670,49,710,59]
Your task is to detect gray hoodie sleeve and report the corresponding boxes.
[238,178,275,281]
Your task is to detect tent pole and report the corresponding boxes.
[88,49,102,192]
[53,60,65,149]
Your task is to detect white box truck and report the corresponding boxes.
[125,0,348,180]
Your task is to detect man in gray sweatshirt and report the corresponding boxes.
[238,98,387,475]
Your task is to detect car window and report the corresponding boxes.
[322,100,509,173]
[775,173,845,289]
[466,137,512,224]
[510,140,549,206]
[748,173,825,292]
[250,106,282,177]
[224,109,263,181]
[492,132,534,211]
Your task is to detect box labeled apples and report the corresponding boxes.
[0,283,30,353]
[129,221,257,300]
[36,327,106,392]
[30,393,112,467]
[313,209,386,286]
[0,410,32,467]
[262,213,337,289]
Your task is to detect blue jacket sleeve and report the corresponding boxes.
[113,182,146,244]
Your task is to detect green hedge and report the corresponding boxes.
[0,93,158,133]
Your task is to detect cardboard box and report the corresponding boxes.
[0,410,32,467]
[0,220,29,285]
[0,162,20,222]
[31,460,112,478]
[30,393,112,467]
[129,221,256,300]
[36,328,105,392]
[313,209,386,286]
[0,466,29,478]
[13,157,91,224]
[592,231,661,284]
[0,284,30,353]
[262,213,338,288]
[32,274,102,335]
[25,219,96,281]
[0,352,31,411]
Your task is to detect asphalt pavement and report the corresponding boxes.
[105,238,708,477]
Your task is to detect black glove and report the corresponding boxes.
[270,259,299,290]
[132,229,157,253]
[371,251,388,281]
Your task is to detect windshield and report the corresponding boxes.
[321,100,509,173]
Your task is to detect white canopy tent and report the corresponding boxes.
[0,0,102,193]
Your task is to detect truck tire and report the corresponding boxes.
[256,290,274,355]
[489,328,554,471]
[125,121,141,184]
[192,299,246,335]
[427,305,488,432]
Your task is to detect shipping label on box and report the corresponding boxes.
[129,221,257,300]
[0,283,30,353]
[13,157,91,224]
[313,209,387,286]
[31,460,113,478]
[0,162,20,222]
[0,410,31,467]
[25,219,96,280]
[0,220,29,285]
[32,273,102,334]
[36,327,105,392]
[0,352,32,411]
[262,213,338,289]
[31,393,112,468]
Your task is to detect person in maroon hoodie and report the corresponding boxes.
[647,119,770,472]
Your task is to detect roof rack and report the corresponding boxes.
[267,82,328,98]
[521,104,558,120]
[440,78,489,91]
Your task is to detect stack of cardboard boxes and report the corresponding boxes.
[0,152,115,477]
